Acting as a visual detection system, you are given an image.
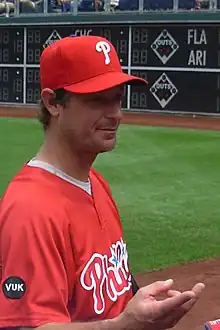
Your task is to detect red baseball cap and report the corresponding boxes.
[40,35,147,93]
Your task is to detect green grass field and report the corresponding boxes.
[1,117,220,274]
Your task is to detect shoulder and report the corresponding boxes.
[0,166,70,234]
[1,164,68,207]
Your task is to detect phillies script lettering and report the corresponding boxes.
[95,41,111,65]
[80,238,131,314]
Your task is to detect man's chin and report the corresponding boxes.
[98,139,117,153]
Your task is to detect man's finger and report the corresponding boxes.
[153,284,205,326]
[191,283,205,297]
[167,283,204,299]
[181,283,205,312]
[140,279,174,298]
[167,290,182,297]
[154,291,195,319]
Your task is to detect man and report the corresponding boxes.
[103,0,119,11]
[0,0,14,17]
[0,35,205,330]
[94,0,102,11]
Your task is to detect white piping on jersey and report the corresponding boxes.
[27,159,92,195]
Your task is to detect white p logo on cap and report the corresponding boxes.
[96,41,111,65]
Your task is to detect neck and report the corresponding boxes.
[35,132,97,182]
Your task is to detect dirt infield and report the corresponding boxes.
[124,112,220,131]
[136,259,220,330]
[1,105,220,330]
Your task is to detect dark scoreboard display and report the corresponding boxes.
[1,24,220,113]
[26,26,129,65]
[131,26,219,67]
[0,28,24,64]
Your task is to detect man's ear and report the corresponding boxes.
[41,88,60,118]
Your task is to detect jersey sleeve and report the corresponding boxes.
[0,197,74,327]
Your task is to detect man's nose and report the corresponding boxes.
[105,103,123,121]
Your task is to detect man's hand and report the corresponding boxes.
[28,280,205,330]
[117,279,205,330]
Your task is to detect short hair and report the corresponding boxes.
[38,88,71,131]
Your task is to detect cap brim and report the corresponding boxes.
[63,71,147,94]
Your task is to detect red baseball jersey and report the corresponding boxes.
[0,165,133,327]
